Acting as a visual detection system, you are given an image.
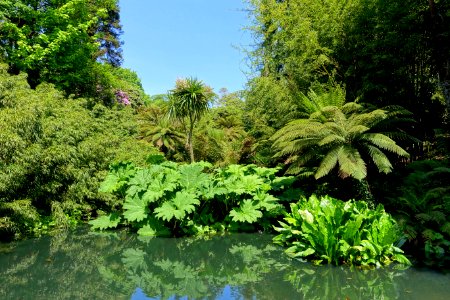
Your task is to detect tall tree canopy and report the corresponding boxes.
[0,0,123,96]
[245,0,450,160]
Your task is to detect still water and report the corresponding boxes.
[1,229,449,299]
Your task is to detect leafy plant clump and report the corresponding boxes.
[273,195,410,267]
[89,156,299,236]
[385,160,450,267]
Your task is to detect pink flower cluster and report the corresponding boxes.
[115,90,131,105]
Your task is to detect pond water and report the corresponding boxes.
[1,229,449,300]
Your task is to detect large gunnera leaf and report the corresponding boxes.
[123,195,149,222]
[88,212,121,230]
[230,200,263,223]
[154,191,199,221]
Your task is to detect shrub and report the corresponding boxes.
[273,195,410,267]
[89,159,298,236]
[0,65,158,240]
[385,160,450,267]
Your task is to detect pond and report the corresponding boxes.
[1,228,449,300]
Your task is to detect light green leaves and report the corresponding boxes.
[155,192,199,221]
[230,200,263,223]
[91,160,292,237]
[178,164,210,194]
[123,195,149,222]
[274,195,410,267]
[88,213,121,230]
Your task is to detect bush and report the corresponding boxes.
[384,160,450,267]
[0,65,158,240]
[273,195,410,267]
[89,159,299,236]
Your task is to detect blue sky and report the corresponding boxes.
[119,0,253,96]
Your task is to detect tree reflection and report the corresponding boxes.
[1,229,449,299]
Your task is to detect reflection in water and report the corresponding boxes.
[0,228,449,299]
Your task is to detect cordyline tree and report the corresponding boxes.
[168,77,215,163]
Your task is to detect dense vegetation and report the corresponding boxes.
[1,0,449,268]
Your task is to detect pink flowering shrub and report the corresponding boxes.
[115,90,131,105]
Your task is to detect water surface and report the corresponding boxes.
[1,229,449,299]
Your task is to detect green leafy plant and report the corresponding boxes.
[274,195,410,267]
[385,160,450,267]
[0,64,157,241]
[89,157,296,236]
[271,87,412,180]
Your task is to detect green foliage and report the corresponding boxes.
[271,87,411,180]
[0,0,124,98]
[0,65,158,240]
[338,0,450,147]
[274,195,410,267]
[90,158,295,236]
[89,213,121,231]
[384,160,450,267]
[245,0,449,162]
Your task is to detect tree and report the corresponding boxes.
[0,64,157,239]
[271,87,411,180]
[168,78,215,163]
[0,0,123,97]
[140,117,185,156]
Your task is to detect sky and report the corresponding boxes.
[119,0,253,96]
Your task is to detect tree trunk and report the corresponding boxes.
[188,123,195,163]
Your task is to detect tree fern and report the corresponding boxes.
[271,87,411,180]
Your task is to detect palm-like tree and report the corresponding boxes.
[138,104,185,156]
[271,89,411,180]
[169,77,214,162]
[141,118,185,154]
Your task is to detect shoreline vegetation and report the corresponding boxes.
[1,0,449,269]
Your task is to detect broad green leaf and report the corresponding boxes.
[253,192,279,211]
[98,174,120,193]
[154,192,199,221]
[230,199,263,223]
[126,168,154,197]
[299,209,314,224]
[137,217,172,237]
[172,191,200,215]
[123,195,149,222]
[99,162,136,193]
[178,163,210,193]
[88,212,121,230]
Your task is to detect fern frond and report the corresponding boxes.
[315,146,342,179]
[363,144,393,174]
[361,133,409,157]
[337,146,366,180]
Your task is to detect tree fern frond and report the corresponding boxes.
[341,102,362,115]
[337,146,366,180]
[318,134,345,146]
[363,144,393,174]
[315,146,343,179]
[361,133,410,157]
